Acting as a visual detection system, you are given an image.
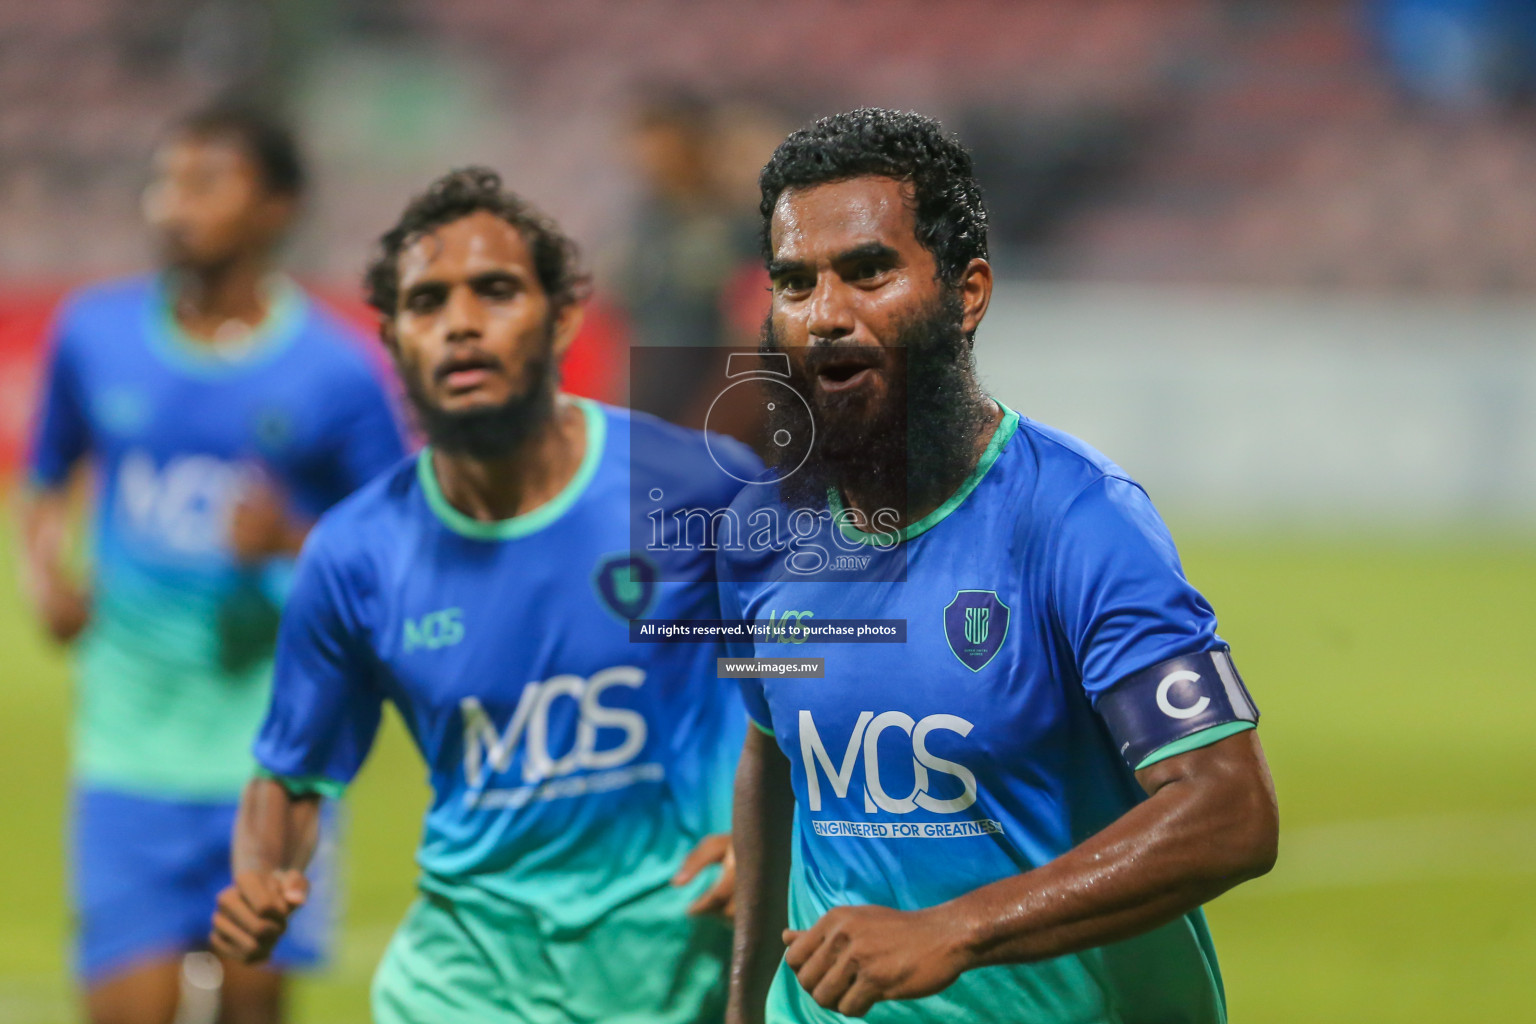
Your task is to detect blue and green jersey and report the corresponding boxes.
[719,404,1253,1024]
[254,401,758,1021]
[27,275,405,799]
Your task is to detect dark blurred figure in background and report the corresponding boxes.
[16,106,404,1024]
[620,89,773,432]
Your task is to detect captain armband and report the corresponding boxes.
[1095,647,1259,771]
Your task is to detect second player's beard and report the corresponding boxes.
[401,327,558,461]
[762,290,993,519]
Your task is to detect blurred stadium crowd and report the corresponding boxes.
[7,0,1536,469]
[7,0,1536,290]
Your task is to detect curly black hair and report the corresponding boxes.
[758,108,988,286]
[175,104,305,198]
[364,167,591,319]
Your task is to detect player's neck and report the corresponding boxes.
[430,398,587,523]
[840,396,1002,533]
[167,257,275,344]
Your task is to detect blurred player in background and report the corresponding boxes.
[724,109,1278,1023]
[209,168,756,1024]
[18,106,405,1024]
[621,89,768,431]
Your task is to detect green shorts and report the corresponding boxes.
[371,879,730,1024]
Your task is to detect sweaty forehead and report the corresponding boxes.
[770,176,918,260]
[398,210,533,286]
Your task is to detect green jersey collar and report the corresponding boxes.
[829,401,1021,547]
[418,397,606,541]
[147,274,306,376]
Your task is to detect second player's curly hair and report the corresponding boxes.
[175,104,306,198]
[758,108,988,286]
[364,167,591,319]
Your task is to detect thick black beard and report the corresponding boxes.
[400,336,558,461]
[762,291,992,516]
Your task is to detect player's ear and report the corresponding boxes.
[378,317,400,359]
[551,301,586,361]
[253,191,299,247]
[958,257,992,339]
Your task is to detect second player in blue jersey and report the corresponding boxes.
[212,169,760,1024]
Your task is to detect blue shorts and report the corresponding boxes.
[70,786,338,985]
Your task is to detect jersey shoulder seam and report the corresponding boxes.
[1013,416,1133,479]
[308,457,416,558]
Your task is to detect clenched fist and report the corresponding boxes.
[210,869,309,964]
[33,572,90,643]
[228,476,306,563]
[784,904,973,1017]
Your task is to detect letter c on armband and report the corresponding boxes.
[1155,670,1210,719]
[1096,648,1258,770]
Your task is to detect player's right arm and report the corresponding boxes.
[212,777,323,962]
[18,306,92,643]
[18,487,90,642]
[726,723,796,1024]
[211,518,384,962]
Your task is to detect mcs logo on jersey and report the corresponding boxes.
[403,609,464,652]
[799,709,978,814]
[799,710,1006,839]
[117,448,253,556]
[460,667,661,809]
[767,609,814,644]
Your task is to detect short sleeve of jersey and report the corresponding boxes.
[253,526,384,791]
[1050,475,1220,703]
[27,307,90,489]
[716,552,773,733]
[327,361,408,494]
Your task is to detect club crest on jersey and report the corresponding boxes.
[97,386,150,436]
[593,552,658,621]
[943,590,1009,671]
[254,407,294,452]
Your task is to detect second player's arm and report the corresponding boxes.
[726,724,797,1024]
[784,729,1278,1016]
[229,476,312,563]
[210,777,324,964]
[17,484,91,643]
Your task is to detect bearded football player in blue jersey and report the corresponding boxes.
[722,109,1279,1024]
[19,108,404,1024]
[208,168,757,1023]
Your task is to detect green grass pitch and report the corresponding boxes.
[0,520,1531,1023]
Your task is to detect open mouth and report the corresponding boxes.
[435,354,502,394]
[810,350,884,394]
